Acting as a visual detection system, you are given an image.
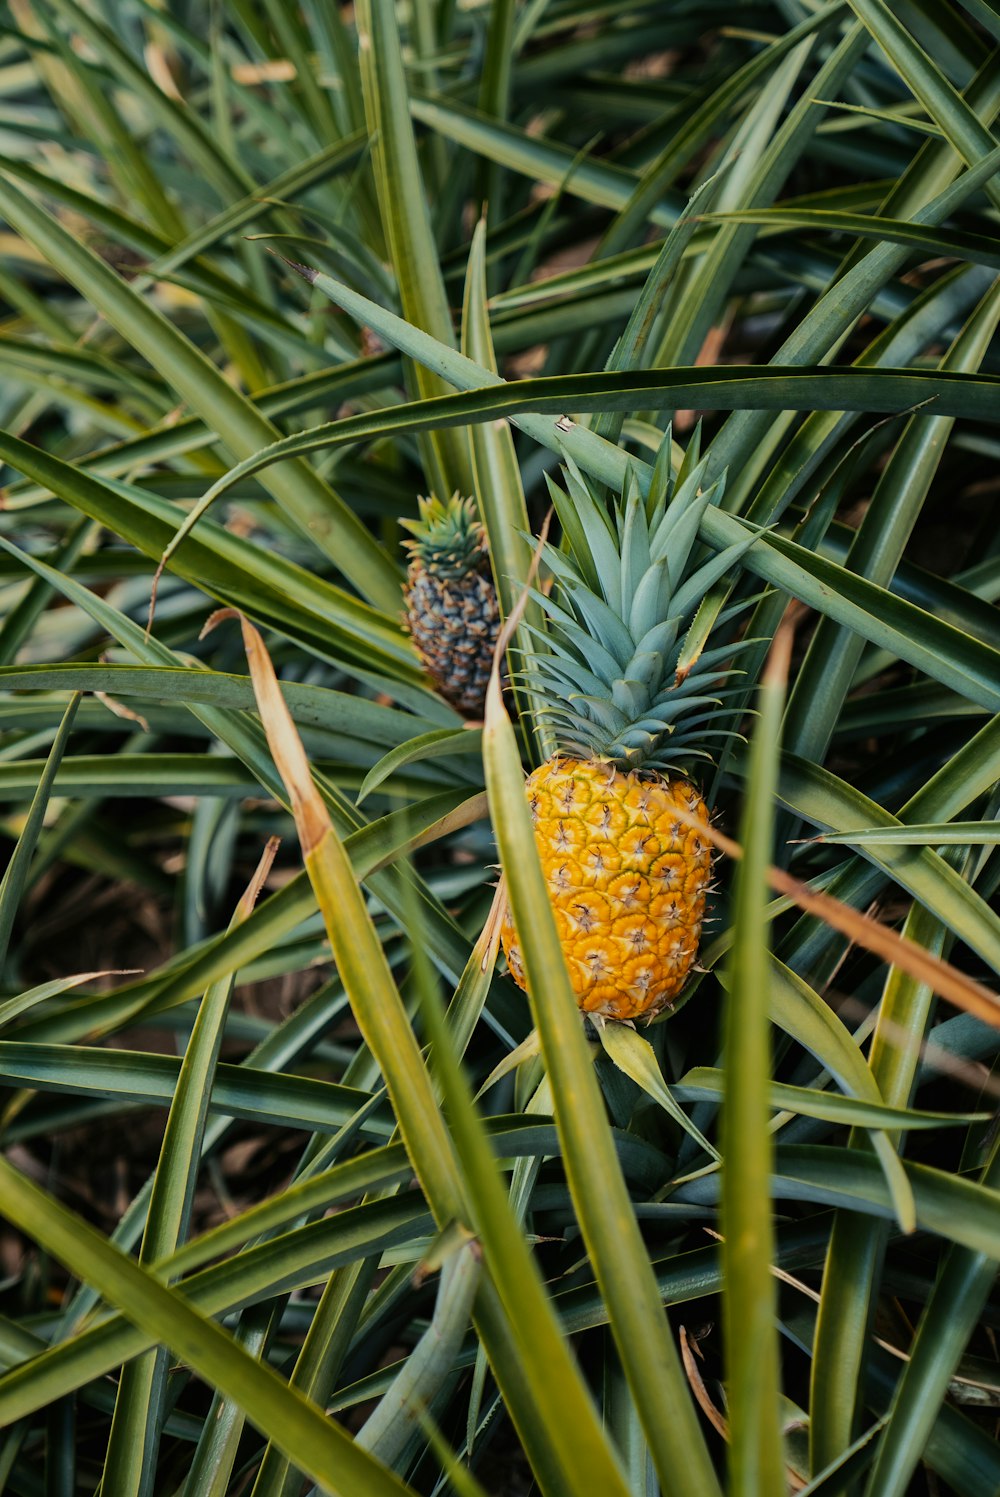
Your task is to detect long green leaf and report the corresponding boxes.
[0,1156,415,1497]
[482,626,722,1494]
[461,219,549,755]
[0,693,79,970]
[814,821,1000,845]
[597,1023,720,1162]
[200,361,1000,478]
[355,0,471,495]
[672,1145,1000,1256]
[722,633,785,1493]
[677,1069,987,1131]
[707,206,1000,270]
[101,849,274,1496]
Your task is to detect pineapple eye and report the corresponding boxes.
[585,948,611,978]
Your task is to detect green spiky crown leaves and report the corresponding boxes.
[527,433,759,775]
[401,493,488,580]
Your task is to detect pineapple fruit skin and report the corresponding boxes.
[403,558,499,716]
[500,757,712,1021]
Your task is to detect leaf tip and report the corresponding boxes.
[262,246,319,284]
[200,605,241,641]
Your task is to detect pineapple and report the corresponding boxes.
[402,493,500,716]
[500,444,755,1022]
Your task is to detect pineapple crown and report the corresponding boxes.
[401,493,488,581]
[525,429,759,775]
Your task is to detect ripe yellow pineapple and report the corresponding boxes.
[501,444,754,1022]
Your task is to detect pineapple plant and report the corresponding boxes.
[401,493,501,716]
[501,444,756,1022]
[7,2,998,1490]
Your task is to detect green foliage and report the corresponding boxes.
[522,453,756,773]
[0,3,997,1494]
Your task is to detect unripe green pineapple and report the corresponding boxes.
[402,494,500,716]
